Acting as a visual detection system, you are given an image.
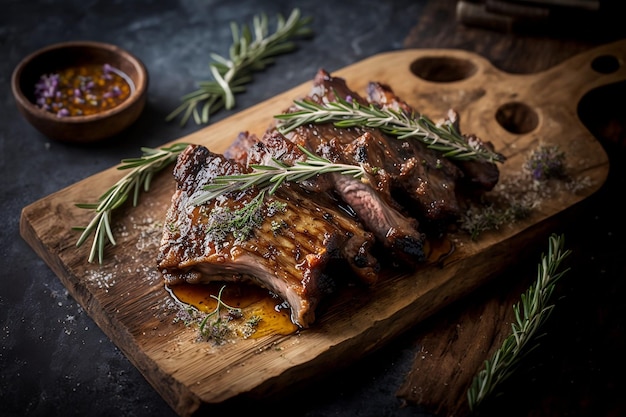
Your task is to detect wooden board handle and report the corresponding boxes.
[535,39,626,102]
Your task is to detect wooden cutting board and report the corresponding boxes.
[20,40,624,416]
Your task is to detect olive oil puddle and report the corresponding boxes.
[166,282,298,339]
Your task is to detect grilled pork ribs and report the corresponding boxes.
[157,69,500,328]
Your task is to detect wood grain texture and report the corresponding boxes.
[20,41,624,416]
[396,256,537,417]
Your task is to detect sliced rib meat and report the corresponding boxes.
[274,69,478,263]
[366,82,500,192]
[230,130,381,284]
[290,71,464,222]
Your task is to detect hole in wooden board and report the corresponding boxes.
[591,55,620,74]
[495,102,538,134]
[410,56,477,82]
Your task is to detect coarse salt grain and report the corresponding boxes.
[84,269,116,291]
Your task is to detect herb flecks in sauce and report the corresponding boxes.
[197,285,243,344]
[169,282,297,344]
[35,63,132,117]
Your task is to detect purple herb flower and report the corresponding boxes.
[103,86,122,99]
[32,62,128,117]
[526,145,566,180]
[34,74,61,109]
[102,63,113,80]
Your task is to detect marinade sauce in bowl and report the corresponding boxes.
[11,41,148,143]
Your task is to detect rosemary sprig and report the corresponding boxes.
[74,143,189,263]
[467,233,571,411]
[166,9,313,126]
[275,96,505,164]
[189,145,366,205]
[198,285,243,344]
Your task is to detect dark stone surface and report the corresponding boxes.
[0,1,434,416]
[5,1,625,416]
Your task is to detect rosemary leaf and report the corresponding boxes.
[166,9,313,126]
[275,96,505,164]
[74,142,189,264]
[467,233,571,411]
[189,145,366,206]
[197,284,243,344]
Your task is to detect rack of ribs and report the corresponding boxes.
[157,142,379,328]
[157,69,500,328]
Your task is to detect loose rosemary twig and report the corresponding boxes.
[189,145,366,205]
[198,285,243,343]
[275,96,505,164]
[166,9,313,126]
[74,143,189,263]
[467,233,571,411]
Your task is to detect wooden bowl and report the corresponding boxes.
[11,41,148,143]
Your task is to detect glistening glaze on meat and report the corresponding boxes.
[366,81,501,193]
[157,69,501,328]
[157,144,379,328]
